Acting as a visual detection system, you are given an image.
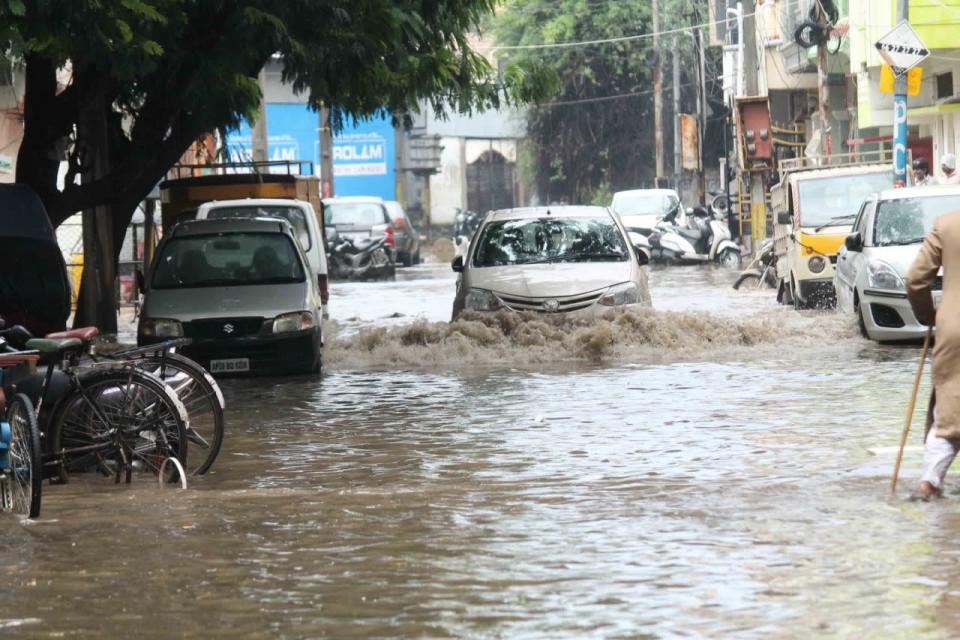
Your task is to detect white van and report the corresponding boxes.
[196,199,329,311]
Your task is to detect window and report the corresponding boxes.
[152,233,306,289]
[796,172,892,227]
[937,72,954,101]
[873,194,960,246]
[324,202,388,226]
[472,217,628,267]
[611,192,679,217]
[206,205,311,251]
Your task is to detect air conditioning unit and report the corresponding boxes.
[936,72,960,104]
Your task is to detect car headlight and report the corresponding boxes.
[464,288,502,311]
[867,260,905,290]
[598,282,640,306]
[808,256,826,274]
[140,318,183,338]
[272,311,315,334]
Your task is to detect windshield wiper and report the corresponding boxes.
[814,215,856,232]
[532,251,625,264]
[881,238,923,246]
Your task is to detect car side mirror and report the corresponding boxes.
[451,255,464,273]
[845,232,863,252]
[777,211,793,225]
[136,269,146,294]
[634,246,650,266]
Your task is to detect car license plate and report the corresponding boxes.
[209,358,249,374]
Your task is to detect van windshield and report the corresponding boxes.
[874,194,960,246]
[206,205,311,250]
[152,233,306,289]
[797,172,892,227]
[324,202,387,227]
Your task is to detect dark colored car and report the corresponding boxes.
[0,185,70,335]
[384,200,421,266]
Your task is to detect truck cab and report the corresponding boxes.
[771,154,900,309]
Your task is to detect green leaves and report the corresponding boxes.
[7,0,24,17]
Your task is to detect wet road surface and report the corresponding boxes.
[3,264,956,638]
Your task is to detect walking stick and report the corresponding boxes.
[892,326,934,493]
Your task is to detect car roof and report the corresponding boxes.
[198,198,310,209]
[612,188,679,197]
[323,196,385,204]
[172,217,294,237]
[872,184,960,201]
[486,205,614,221]
[789,164,890,182]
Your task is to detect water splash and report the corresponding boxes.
[327,307,858,369]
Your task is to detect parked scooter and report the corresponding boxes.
[327,227,396,281]
[732,239,776,289]
[647,205,742,268]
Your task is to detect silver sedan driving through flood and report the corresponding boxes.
[451,206,652,319]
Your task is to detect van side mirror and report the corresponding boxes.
[136,269,146,294]
[844,232,863,252]
[634,246,650,266]
[451,255,464,273]
[777,211,793,225]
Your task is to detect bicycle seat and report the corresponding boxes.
[46,326,100,343]
[24,338,84,360]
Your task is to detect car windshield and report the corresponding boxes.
[206,205,311,250]
[152,232,305,289]
[472,217,628,267]
[611,192,679,216]
[873,194,960,246]
[324,202,386,227]
[797,172,892,227]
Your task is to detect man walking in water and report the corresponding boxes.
[908,212,960,499]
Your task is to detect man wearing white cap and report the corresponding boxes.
[942,153,960,184]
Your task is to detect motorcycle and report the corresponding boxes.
[452,208,485,256]
[732,239,776,290]
[326,228,396,281]
[647,205,742,268]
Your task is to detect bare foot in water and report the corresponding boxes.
[910,481,943,502]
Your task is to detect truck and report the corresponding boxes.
[770,152,902,309]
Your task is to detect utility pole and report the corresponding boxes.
[252,67,269,164]
[319,104,335,198]
[696,28,708,204]
[817,44,832,158]
[673,38,682,184]
[653,0,665,185]
[893,0,909,186]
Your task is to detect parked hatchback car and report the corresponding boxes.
[834,185,960,341]
[139,217,323,375]
[611,188,682,236]
[322,196,396,258]
[451,206,651,319]
[384,200,421,266]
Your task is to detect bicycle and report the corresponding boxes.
[4,324,223,476]
[5,337,190,486]
[0,353,42,518]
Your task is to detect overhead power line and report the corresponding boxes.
[494,0,803,52]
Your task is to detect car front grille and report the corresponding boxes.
[186,317,265,340]
[495,289,607,313]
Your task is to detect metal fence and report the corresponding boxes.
[56,214,148,310]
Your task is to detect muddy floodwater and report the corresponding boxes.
[5,265,960,638]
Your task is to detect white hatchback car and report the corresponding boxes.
[835,185,960,341]
[451,206,652,319]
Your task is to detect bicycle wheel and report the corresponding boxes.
[134,353,224,475]
[6,394,42,518]
[49,368,188,485]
